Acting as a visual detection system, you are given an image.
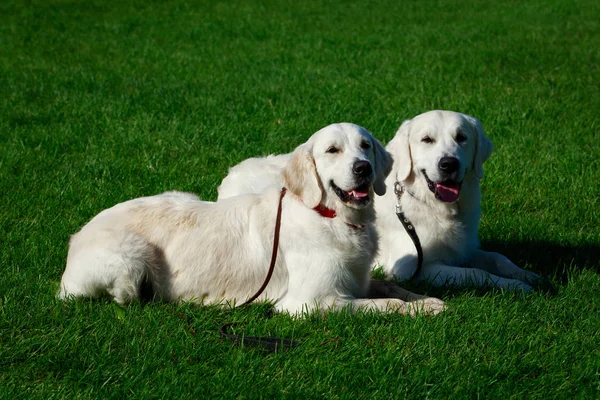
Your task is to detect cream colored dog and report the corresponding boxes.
[376,110,540,290]
[59,123,445,315]
[218,111,540,291]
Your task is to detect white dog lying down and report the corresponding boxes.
[218,111,540,291]
[58,123,445,315]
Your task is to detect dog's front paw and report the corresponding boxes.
[407,297,446,316]
[521,270,542,286]
[508,280,534,292]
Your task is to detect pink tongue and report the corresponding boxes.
[436,183,459,203]
[350,189,369,198]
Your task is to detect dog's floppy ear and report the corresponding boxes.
[372,137,393,196]
[467,115,494,179]
[386,120,413,182]
[282,142,323,208]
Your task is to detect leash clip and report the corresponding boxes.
[394,181,404,214]
[394,181,404,197]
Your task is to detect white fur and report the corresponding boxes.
[218,112,541,292]
[59,123,445,315]
[377,110,540,290]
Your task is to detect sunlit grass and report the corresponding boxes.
[1,0,599,398]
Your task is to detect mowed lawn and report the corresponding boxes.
[1,0,599,398]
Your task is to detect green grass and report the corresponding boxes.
[1,0,599,398]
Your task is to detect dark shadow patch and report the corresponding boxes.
[396,278,521,301]
[385,240,600,299]
[139,243,171,303]
[480,240,600,282]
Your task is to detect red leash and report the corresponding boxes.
[220,187,297,351]
[240,187,287,306]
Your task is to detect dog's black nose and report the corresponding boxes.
[353,160,372,177]
[438,157,459,174]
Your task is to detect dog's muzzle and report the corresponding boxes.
[330,160,374,206]
[331,181,371,206]
[422,163,462,203]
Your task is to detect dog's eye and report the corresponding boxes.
[456,132,467,143]
[421,136,435,144]
[360,141,371,150]
[326,146,339,154]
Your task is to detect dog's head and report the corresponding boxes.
[282,123,393,214]
[388,110,493,203]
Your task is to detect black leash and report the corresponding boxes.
[219,187,299,352]
[220,322,296,351]
[394,182,423,279]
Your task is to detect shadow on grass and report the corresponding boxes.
[481,239,600,282]
[392,240,600,300]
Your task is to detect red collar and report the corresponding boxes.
[313,204,337,219]
[312,204,365,230]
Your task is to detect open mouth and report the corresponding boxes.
[331,181,371,206]
[422,170,461,203]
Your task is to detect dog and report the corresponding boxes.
[218,111,540,291]
[375,110,540,290]
[59,123,445,315]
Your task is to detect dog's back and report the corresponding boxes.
[218,154,290,199]
[59,189,289,305]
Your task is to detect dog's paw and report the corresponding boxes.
[522,270,542,286]
[509,280,534,292]
[407,297,446,316]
